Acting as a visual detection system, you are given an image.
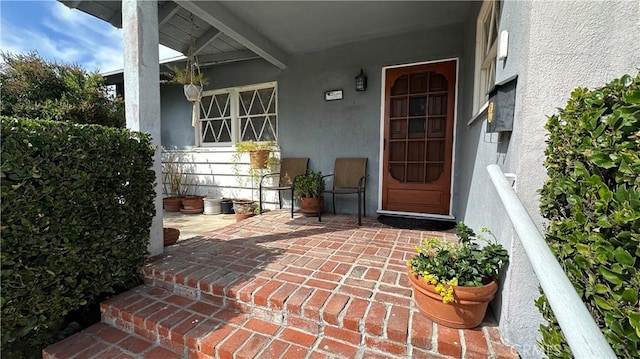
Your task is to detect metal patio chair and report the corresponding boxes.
[321,158,368,225]
[259,157,309,218]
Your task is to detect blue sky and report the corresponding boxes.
[0,0,181,73]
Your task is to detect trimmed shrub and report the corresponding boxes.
[0,117,156,350]
[538,73,640,357]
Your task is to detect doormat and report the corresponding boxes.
[377,215,456,231]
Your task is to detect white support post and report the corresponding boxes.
[122,0,163,256]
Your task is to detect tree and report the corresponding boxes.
[0,51,124,127]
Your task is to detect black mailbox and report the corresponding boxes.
[486,75,517,133]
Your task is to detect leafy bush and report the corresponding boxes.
[0,117,156,351]
[0,52,124,127]
[538,73,640,357]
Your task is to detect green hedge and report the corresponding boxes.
[538,73,640,357]
[0,117,156,350]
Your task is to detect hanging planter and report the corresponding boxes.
[167,13,209,104]
[184,83,202,102]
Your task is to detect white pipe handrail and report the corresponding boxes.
[486,164,616,359]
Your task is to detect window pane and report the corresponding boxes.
[409,97,426,116]
[391,75,408,96]
[390,163,405,182]
[390,119,406,139]
[409,72,428,94]
[390,141,405,162]
[408,118,425,139]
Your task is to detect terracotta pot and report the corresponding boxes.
[408,269,498,329]
[163,197,182,212]
[235,213,255,222]
[163,227,180,246]
[232,199,255,214]
[249,150,269,169]
[181,196,204,211]
[300,197,324,217]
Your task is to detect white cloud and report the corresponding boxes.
[1,1,185,74]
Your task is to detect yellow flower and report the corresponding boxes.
[434,283,444,294]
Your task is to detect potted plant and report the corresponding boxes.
[234,140,277,169]
[163,227,180,246]
[407,222,509,329]
[203,190,223,215]
[232,199,257,222]
[162,151,193,212]
[294,171,325,217]
[170,66,208,102]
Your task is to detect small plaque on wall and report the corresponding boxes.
[324,89,343,101]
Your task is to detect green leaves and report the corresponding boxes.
[537,72,640,357]
[0,52,125,128]
[407,223,509,290]
[1,116,154,351]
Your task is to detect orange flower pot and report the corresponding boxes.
[163,228,180,246]
[300,197,324,217]
[249,150,270,169]
[163,197,182,212]
[408,269,498,329]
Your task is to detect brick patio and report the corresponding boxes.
[43,211,519,359]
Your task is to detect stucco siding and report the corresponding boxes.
[458,0,640,355]
[161,23,467,216]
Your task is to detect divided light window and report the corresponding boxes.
[473,0,500,115]
[197,81,277,146]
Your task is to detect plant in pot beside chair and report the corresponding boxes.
[407,222,509,329]
[294,171,325,217]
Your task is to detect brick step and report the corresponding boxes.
[43,322,182,359]
[43,283,516,359]
[141,238,416,341]
[52,285,395,358]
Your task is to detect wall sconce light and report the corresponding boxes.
[355,69,367,92]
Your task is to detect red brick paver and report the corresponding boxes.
[44,212,518,359]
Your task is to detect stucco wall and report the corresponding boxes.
[458,0,640,356]
[162,23,467,216]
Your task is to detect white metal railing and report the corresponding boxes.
[486,164,616,359]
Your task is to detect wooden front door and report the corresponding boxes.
[382,60,456,215]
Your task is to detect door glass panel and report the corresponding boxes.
[409,97,426,116]
[428,117,446,138]
[426,163,444,182]
[391,75,408,96]
[410,72,428,94]
[407,164,425,183]
[390,119,407,139]
[427,140,445,161]
[390,164,405,182]
[429,72,447,91]
[428,94,447,115]
[390,98,407,118]
[407,141,425,161]
[408,118,425,139]
[389,142,406,162]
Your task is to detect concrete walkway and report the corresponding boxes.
[163,212,236,240]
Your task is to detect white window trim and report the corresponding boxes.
[471,0,500,122]
[195,81,278,147]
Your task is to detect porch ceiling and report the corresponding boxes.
[60,0,472,69]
